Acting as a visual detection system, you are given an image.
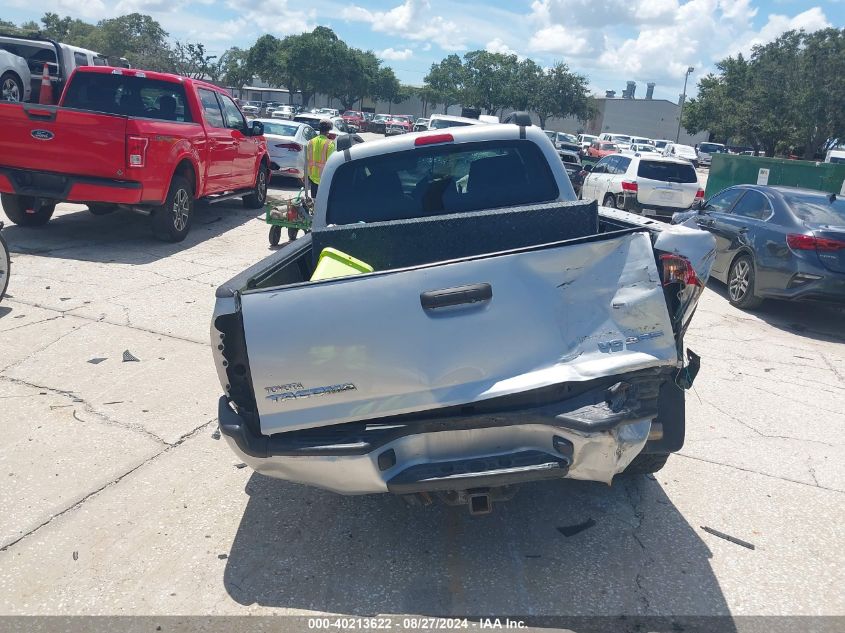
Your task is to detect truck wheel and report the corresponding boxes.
[620,453,669,476]
[1,194,56,226]
[602,193,619,209]
[88,204,117,216]
[151,176,193,242]
[243,164,269,209]
[269,225,281,246]
[287,227,299,241]
[0,231,9,302]
[1,72,23,102]
[727,255,763,310]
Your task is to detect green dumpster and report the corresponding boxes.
[706,154,845,198]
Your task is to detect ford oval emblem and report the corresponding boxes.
[31,129,54,141]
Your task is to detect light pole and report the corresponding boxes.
[676,66,694,143]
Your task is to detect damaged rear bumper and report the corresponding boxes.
[218,368,685,494]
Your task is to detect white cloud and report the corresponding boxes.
[342,0,466,51]
[379,47,413,60]
[485,38,516,55]
[528,24,592,56]
[731,7,831,57]
[529,0,680,29]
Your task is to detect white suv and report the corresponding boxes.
[580,154,703,217]
[0,50,31,102]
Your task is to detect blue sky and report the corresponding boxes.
[4,0,843,100]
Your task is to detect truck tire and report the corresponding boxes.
[287,227,299,241]
[0,231,9,302]
[620,453,669,477]
[151,176,193,242]
[1,72,23,102]
[88,204,117,216]
[1,194,56,226]
[243,164,269,209]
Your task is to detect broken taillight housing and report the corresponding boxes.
[660,254,702,287]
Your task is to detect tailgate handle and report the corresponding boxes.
[420,283,492,310]
[22,104,58,121]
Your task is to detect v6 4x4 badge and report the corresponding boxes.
[598,330,664,353]
[265,382,357,403]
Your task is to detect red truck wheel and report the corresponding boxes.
[243,164,269,209]
[151,176,193,242]
[1,194,56,227]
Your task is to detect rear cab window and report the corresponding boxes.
[327,140,559,225]
[63,72,193,123]
[637,161,697,183]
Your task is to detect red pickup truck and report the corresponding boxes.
[0,66,269,241]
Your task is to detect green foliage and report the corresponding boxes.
[219,48,253,91]
[683,28,845,158]
[532,62,592,129]
[424,54,465,113]
[172,42,218,80]
[462,50,519,115]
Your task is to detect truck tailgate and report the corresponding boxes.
[240,231,679,436]
[0,103,127,180]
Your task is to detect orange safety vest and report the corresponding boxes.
[306,134,335,184]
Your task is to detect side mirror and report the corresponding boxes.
[691,199,705,212]
[582,164,593,172]
[250,120,264,137]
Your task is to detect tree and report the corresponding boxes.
[172,42,217,80]
[285,27,342,107]
[83,13,173,72]
[38,13,94,44]
[508,59,543,112]
[462,50,519,115]
[219,48,253,92]
[246,34,290,91]
[532,62,593,129]
[424,54,464,113]
[332,47,380,111]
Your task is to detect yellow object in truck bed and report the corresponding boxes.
[311,247,374,281]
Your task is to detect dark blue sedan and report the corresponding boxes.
[672,185,845,309]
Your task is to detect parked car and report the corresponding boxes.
[292,113,364,143]
[0,66,269,242]
[653,139,672,151]
[368,113,391,134]
[428,114,485,129]
[558,149,583,194]
[580,154,703,218]
[663,143,699,167]
[0,33,110,104]
[385,115,413,136]
[241,100,262,116]
[256,119,316,181]
[600,132,632,150]
[824,149,845,164]
[672,185,845,308]
[212,117,715,512]
[551,132,581,154]
[696,142,727,168]
[0,50,31,102]
[630,136,652,147]
[587,140,620,159]
[627,143,657,155]
[314,107,339,117]
[271,105,295,120]
[578,134,598,155]
[413,118,430,132]
[264,101,283,115]
[342,110,366,131]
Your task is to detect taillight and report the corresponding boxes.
[415,133,454,146]
[275,142,302,152]
[660,254,702,287]
[787,234,845,251]
[621,180,638,192]
[695,188,705,200]
[127,136,148,168]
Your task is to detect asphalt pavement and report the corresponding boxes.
[0,149,843,627]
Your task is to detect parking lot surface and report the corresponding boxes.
[0,158,843,621]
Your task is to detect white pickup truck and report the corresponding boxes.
[211,116,715,514]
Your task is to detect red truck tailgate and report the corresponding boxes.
[0,103,128,180]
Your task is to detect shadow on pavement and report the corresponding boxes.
[224,472,735,624]
[706,279,845,344]
[1,201,262,265]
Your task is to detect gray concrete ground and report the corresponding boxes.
[0,155,843,622]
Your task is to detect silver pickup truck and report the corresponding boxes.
[211,117,715,513]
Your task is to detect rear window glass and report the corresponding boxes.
[262,122,300,137]
[637,160,697,183]
[63,73,193,122]
[784,194,845,224]
[327,140,559,225]
[699,143,726,153]
[430,118,474,129]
